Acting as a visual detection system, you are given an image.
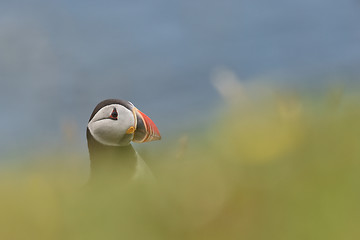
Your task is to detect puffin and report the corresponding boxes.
[86,99,161,183]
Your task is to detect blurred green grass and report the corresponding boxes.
[0,85,359,240]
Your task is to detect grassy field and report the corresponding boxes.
[0,84,359,240]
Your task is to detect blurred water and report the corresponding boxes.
[0,0,359,157]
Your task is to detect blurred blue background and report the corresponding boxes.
[0,0,359,157]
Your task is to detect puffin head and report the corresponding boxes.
[87,99,161,147]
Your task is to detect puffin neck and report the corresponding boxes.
[87,128,138,182]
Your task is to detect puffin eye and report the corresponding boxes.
[110,108,118,120]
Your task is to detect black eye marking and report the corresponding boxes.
[109,108,118,120]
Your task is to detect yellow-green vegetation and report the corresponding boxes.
[1,85,359,240]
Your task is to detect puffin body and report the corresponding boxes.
[86,99,161,182]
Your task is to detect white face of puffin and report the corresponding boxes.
[88,104,136,146]
[88,101,161,147]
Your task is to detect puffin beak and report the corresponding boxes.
[132,107,161,143]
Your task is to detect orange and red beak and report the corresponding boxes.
[131,107,161,143]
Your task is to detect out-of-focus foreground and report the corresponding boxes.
[0,84,359,240]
